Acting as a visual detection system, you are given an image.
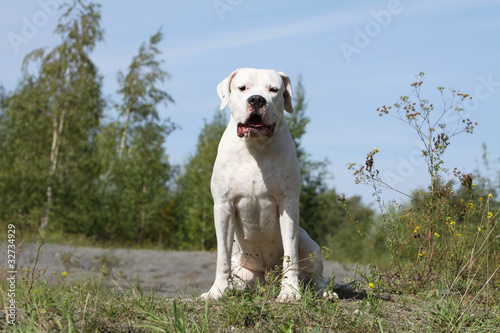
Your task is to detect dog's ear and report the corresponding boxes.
[278,72,293,113]
[217,69,240,110]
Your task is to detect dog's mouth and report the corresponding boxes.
[237,114,276,138]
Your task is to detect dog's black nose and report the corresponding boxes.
[247,95,266,108]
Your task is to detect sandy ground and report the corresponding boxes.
[2,243,361,298]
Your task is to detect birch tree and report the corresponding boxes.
[109,30,175,244]
[116,29,174,160]
[20,0,104,231]
[0,1,104,230]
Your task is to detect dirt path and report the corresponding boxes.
[3,243,361,298]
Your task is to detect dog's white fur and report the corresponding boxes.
[200,68,327,302]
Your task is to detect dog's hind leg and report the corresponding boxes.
[231,258,265,290]
[297,228,328,294]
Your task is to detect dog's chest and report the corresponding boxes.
[213,147,286,196]
[235,194,279,231]
[214,154,284,229]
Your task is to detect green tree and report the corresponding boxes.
[86,29,175,244]
[110,122,174,244]
[0,1,104,231]
[0,77,52,226]
[173,109,228,250]
[116,29,174,160]
[285,76,330,244]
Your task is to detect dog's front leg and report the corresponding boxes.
[276,198,301,302]
[200,203,235,300]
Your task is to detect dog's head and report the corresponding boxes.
[217,68,293,138]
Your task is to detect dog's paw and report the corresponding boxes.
[199,290,221,301]
[199,284,227,301]
[322,290,339,301]
[276,289,301,303]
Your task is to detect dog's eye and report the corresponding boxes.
[269,87,279,93]
[238,86,247,92]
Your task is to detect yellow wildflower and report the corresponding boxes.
[488,212,493,219]
[368,282,374,288]
[478,227,482,232]
[61,271,68,277]
[472,183,476,187]
[413,226,420,233]
[455,233,461,237]
[450,220,455,225]
[488,193,493,198]
[434,232,440,237]
[469,202,474,209]
[479,197,484,202]
[374,148,379,153]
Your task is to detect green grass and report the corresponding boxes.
[2,263,499,332]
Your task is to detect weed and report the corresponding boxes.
[344,73,500,331]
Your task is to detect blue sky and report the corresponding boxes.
[1,0,499,206]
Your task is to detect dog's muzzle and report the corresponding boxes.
[237,95,276,138]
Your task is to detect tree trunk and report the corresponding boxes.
[41,108,66,231]
[118,107,131,160]
[138,180,147,244]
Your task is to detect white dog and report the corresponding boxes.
[200,68,328,302]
